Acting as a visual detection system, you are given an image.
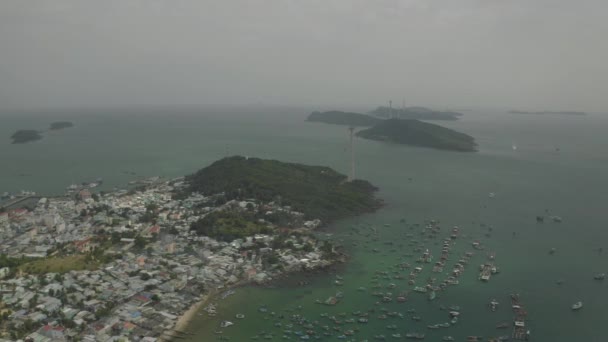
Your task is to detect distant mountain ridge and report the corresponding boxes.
[307,111,380,126]
[508,110,586,116]
[370,106,463,120]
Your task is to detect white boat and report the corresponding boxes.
[490,299,499,312]
[571,301,583,310]
[220,320,234,328]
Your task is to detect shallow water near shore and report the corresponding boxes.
[2,107,608,341]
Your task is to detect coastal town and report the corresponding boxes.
[0,177,340,341]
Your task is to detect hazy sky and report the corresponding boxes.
[1,0,606,111]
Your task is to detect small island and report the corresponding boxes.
[370,106,463,120]
[185,156,381,223]
[509,110,586,116]
[356,118,477,152]
[10,130,43,144]
[49,121,74,130]
[307,110,381,126]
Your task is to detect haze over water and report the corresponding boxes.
[2,108,607,341]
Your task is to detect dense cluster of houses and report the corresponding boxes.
[0,179,333,341]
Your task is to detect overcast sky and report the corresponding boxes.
[1,0,606,112]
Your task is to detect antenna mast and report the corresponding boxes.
[348,126,355,181]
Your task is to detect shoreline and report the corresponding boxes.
[159,290,217,342]
[162,261,346,341]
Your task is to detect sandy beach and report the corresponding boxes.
[159,291,216,341]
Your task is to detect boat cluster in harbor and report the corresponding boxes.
[200,218,527,341]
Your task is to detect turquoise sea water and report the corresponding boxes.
[1,107,607,341]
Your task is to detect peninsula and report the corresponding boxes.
[49,121,75,130]
[10,130,43,144]
[0,156,381,341]
[356,118,477,152]
[370,106,463,120]
[307,110,380,126]
[508,110,586,116]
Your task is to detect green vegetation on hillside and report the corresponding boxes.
[185,156,380,223]
[190,210,272,242]
[18,255,98,274]
[49,121,75,130]
[370,106,462,120]
[356,119,477,152]
[307,111,380,126]
[10,130,43,144]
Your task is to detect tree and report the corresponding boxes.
[134,236,147,249]
[302,243,314,253]
[146,203,158,212]
[151,294,160,302]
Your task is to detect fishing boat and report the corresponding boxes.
[442,337,455,341]
[571,301,583,310]
[428,291,436,301]
[405,332,425,339]
[593,273,606,280]
[490,299,499,312]
[324,296,339,306]
[220,321,234,328]
[413,286,428,293]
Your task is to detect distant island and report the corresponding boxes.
[49,121,74,130]
[307,111,476,152]
[8,121,75,144]
[356,118,477,152]
[307,111,380,126]
[370,106,463,120]
[10,130,43,144]
[185,156,381,223]
[509,110,586,116]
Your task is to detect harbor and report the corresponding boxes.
[1,110,607,341]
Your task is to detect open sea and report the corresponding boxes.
[1,107,607,341]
